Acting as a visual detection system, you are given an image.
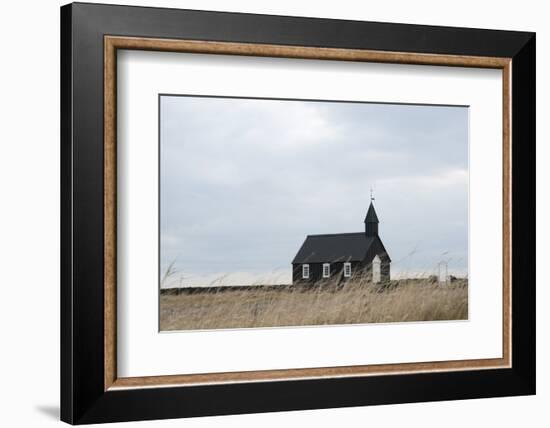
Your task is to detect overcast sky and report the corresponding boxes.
[160,95,468,286]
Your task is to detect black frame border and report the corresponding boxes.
[61,2,535,424]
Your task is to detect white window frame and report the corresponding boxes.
[323,263,331,278]
[302,264,310,279]
[344,262,352,278]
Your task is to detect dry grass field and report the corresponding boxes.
[160,279,468,331]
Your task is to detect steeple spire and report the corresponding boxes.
[364,193,379,237]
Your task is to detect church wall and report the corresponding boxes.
[292,261,363,285]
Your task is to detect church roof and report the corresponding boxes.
[292,233,376,264]
[364,202,379,223]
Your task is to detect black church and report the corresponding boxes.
[291,201,391,284]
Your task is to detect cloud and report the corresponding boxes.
[160,96,469,284]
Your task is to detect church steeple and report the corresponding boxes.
[364,189,379,237]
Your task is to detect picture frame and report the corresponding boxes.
[60,2,535,424]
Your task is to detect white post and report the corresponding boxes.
[438,261,448,286]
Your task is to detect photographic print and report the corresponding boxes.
[159,95,469,331]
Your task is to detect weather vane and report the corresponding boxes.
[370,186,375,202]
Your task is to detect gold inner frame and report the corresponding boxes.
[104,35,512,391]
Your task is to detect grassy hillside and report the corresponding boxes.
[160,279,468,331]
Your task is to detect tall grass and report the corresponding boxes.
[160,278,468,331]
